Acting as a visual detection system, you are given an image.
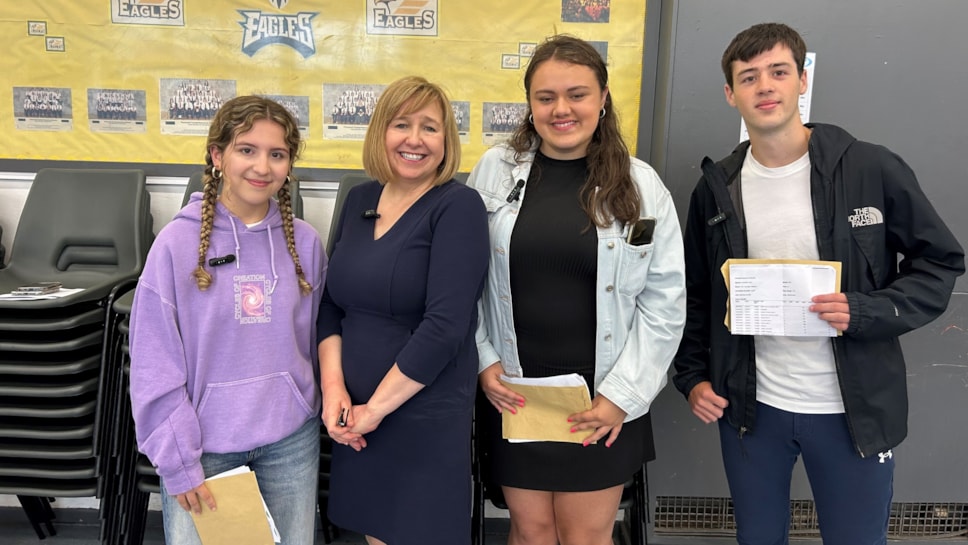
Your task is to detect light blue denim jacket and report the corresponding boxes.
[466,145,686,420]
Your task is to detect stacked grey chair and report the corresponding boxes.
[0,168,152,538]
[99,288,155,545]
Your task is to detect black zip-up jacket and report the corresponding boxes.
[673,123,964,458]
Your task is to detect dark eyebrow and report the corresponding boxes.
[737,61,793,78]
[232,140,288,154]
[534,85,593,94]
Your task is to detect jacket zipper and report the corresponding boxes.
[816,169,866,458]
[702,157,752,440]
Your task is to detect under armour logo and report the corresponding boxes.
[878,450,893,464]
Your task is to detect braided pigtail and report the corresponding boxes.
[192,170,220,290]
[278,178,311,296]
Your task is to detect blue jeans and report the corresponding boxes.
[719,403,894,545]
[161,417,320,545]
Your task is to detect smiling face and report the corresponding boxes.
[210,118,291,223]
[384,101,446,186]
[528,58,608,160]
[725,43,808,138]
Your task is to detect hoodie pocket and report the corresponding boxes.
[196,372,313,450]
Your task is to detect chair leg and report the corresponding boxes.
[317,498,333,544]
[17,496,49,539]
[471,475,484,545]
[42,497,57,537]
[630,466,649,545]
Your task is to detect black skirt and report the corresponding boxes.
[479,395,655,492]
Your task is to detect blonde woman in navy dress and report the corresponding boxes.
[317,76,489,545]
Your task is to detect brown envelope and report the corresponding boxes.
[499,379,594,444]
[190,470,274,545]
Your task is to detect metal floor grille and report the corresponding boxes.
[889,502,968,538]
[654,496,968,538]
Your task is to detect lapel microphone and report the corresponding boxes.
[506,179,525,202]
[707,211,730,226]
[362,209,381,219]
[208,255,236,267]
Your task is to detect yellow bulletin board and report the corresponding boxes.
[3,0,646,171]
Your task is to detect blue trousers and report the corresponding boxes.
[160,417,320,545]
[719,402,894,545]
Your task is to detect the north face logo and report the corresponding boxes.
[848,206,884,228]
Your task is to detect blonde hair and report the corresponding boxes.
[193,95,312,295]
[362,76,460,186]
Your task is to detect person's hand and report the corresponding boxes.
[175,483,216,514]
[810,292,851,331]
[347,404,384,436]
[479,362,525,414]
[567,395,627,447]
[687,381,729,424]
[322,388,367,451]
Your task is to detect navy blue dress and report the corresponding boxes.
[317,180,488,545]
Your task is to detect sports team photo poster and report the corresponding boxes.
[5,0,643,171]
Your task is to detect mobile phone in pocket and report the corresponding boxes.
[627,217,656,245]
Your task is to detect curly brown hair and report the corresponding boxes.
[193,95,311,295]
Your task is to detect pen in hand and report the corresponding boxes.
[337,407,348,427]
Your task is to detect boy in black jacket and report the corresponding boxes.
[673,22,964,545]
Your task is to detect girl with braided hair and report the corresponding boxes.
[130,95,326,544]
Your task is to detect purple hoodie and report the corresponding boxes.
[130,193,325,495]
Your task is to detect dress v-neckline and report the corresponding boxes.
[371,182,440,241]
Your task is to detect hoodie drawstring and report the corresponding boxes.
[265,223,279,295]
[225,214,279,295]
[228,216,242,270]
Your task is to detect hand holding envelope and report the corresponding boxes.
[190,466,279,545]
[499,374,594,444]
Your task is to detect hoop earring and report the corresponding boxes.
[212,168,222,180]
[528,114,534,125]
[600,108,606,119]
[285,174,291,184]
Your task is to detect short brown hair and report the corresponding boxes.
[362,76,460,186]
[721,23,807,88]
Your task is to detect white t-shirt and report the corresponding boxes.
[741,147,844,414]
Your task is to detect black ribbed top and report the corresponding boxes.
[509,152,597,382]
